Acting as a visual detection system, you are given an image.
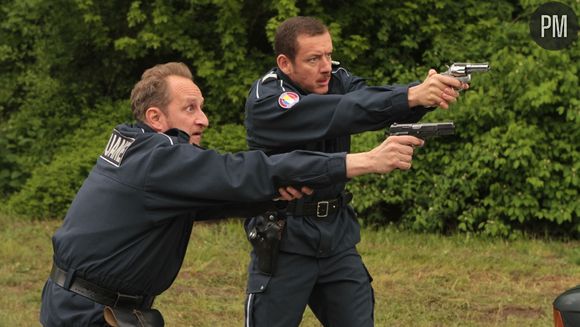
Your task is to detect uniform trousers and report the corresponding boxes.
[245,247,374,327]
[40,279,106,326]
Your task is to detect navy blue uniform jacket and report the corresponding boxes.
[244,64,430,257]
[51,123,348,297]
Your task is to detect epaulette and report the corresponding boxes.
[331,60,350,76]
[261,71,278,84]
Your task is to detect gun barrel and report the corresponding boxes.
[448,62,490,75]
[389,122,455,138]
[464,63,490,73]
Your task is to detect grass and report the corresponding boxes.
[0,213,578,326]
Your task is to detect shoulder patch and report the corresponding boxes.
[100,129,135,167]
[278,92,300,109]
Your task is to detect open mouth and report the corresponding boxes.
[190,132,203,140]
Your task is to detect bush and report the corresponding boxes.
[6,111,247,219]
[348,25,579,237]
[201,124,248,153]
[6,100,132,219]
[1,0,578,237]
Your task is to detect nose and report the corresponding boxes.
[196,110,209,128]
[321,55,332,73]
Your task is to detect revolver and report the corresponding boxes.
[388,122,455,139]
[442,62,490,84]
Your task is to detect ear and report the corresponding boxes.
[277,54,293,75]
[144,107,168,132]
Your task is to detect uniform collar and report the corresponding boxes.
[136,121,155,133]
[275,68,310,95]
[136,122,191,144]
[164,128,191,144]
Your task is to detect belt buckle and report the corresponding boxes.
[316,201,329,218]
[114,292,142,308]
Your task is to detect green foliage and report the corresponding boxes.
[201,124,248,153]
[348,0,579,237]
[0,0,578,237]
[6,100,131,219]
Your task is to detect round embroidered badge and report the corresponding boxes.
[278,92,300,109]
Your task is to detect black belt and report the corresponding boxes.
[50,262,154,309]
[286,192,352,218]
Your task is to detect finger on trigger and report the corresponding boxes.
[440,75,462,89]
[401,135,424,147]
[413,135,424,146]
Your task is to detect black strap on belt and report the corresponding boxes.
[286,191,353,218]
[50,262,154,309]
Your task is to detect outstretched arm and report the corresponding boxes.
[346,135,424,178]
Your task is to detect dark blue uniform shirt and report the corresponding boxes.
[244,64,430,257]
[49,123,348,298]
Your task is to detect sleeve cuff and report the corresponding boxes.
[327,153,348,183]
[391,85,410,111]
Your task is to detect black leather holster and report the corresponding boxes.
[247,212,286,275]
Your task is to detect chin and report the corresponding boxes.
[313,87,329,94]
[191,137,202,146]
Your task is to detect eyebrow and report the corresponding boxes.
[305,50,332,57]
[183,96,204,104]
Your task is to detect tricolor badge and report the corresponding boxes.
[278,92,300,109]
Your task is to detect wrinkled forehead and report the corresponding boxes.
[295,32,332,55]
[167,75,204,102]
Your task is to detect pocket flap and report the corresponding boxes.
[246,273,271,294]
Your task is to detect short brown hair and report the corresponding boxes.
[130,62,193,122]
[274,16,329,61]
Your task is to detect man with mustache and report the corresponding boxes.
[39,61,424,326]
[243,16,468,327]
